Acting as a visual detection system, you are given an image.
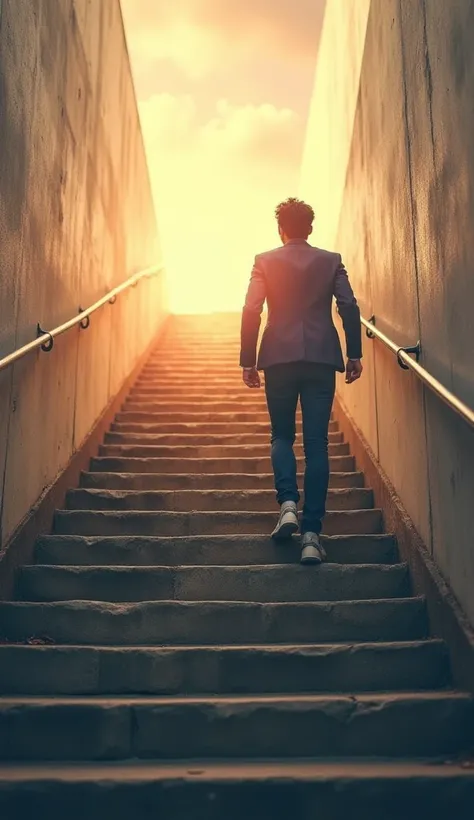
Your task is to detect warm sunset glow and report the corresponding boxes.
[121,0,325,313]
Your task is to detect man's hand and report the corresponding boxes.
[345,358,363,384]
[242,366,261,388]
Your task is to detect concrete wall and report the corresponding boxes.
[301,0,474,627]
[0,0,165,549]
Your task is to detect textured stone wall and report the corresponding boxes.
[0,0,165,547]
[302,0,474,626]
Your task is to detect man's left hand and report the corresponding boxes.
[242,366,261,388]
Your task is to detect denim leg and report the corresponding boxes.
[300,367,336,534]
[264,366,300,505]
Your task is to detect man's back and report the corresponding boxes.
[239,197,363,564]
[240,238,361,372]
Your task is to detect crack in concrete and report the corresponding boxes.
[421,0,436,169]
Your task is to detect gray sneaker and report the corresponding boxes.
[301,532,327,565]
[271,501,299,540]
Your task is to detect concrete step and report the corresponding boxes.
[147,352,241,360]
[52,508,382,537]
[104,431,344,446]
[149,343,242,349]
[35,533,398,566]
[162,325,238,331]
[115,411,303,423]
[124,402,272,414]
[127,390,270,402]
[142,360,242,369]
[80,471,364,491]
[126,393,269,405]
[155,337,240,344]
[90,455,356,474]
[134,377,263,388]
[98,443,350,459]
[0,641,449,696]
[156,335,240,341]
[65,488,374,513]
[138,373,253,384]
[163,327,239,332]
[160,340,241,346]
[140,364,245,373]
[131,390,269,402]
[1,760,473,820]
[111,420,339,434]
[130,384,271,395]
[150,339,241,345]
[17,562,408,603]
[1,692,472,761]
[150,339,241,346]
[142,366,243,375]
[1,596,425,645]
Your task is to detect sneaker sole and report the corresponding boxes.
[301,553,323,565]
[271,519,299,540]
[301,545,325,565]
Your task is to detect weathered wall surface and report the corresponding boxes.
[0,0,165,549]
[301,0,474,626]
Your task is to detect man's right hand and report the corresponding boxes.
[345,358,363,384]
[242,366,261,388]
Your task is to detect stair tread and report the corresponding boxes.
[37,533,394,543]
[80,471,364,491]
[18,562,409,604]
[1,758,473,781]
[0,597,428,646]
[34,532,397,566]
[98,445,350,455]
[0,690,469,705]
[52,508,383,538]
[1,594,418,606]
[0,639,443,651]
[89,456,356,471]
[66,487,373,511]
[69,488,368,496]
[0,640,450,696]
[24,561,403,570]
[55,509,379,517]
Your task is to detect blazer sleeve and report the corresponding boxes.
[240,256,267,368]
[333,257,362,360]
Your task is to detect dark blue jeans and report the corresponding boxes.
[264,362,336,535]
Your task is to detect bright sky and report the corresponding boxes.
[121,0,326,313]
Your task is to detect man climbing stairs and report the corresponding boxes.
[0,314,473,818]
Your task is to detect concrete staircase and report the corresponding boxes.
[0,314,473,818]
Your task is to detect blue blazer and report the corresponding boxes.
[240,239,362,371]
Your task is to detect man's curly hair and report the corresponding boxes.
[275,197,314,239]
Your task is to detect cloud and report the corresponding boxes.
[187,0,325,56]
[139,94,302,169]
[138,94,303,311]
[201,100,302,164]
[122,0,325,79]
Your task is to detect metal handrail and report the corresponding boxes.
[0,264,163,374]
[362,315,474,430]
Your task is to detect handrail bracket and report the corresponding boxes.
[36,323,54,353]
[78,308,90,330]
[397,341,421,370]
[365,314,376,339]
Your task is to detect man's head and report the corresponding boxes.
[275,197,314,243]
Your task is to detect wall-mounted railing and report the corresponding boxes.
[362,315,474,430]
[0,265,163,374]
